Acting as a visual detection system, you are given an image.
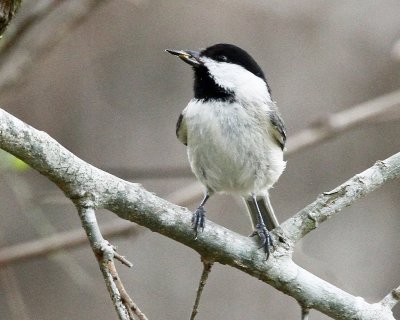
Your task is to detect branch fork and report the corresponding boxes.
[92,240,133,268]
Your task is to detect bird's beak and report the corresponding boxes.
[165,49,202,67]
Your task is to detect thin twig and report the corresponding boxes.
[113,250,134,268]
[108,261,149,320]
[190,259,214,320]
[301,306,310,320]
[78,206,140,320]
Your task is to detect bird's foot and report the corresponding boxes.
[250,223,274,259]
[192,206,206,237]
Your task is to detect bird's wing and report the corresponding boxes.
[176,113,188,146]
[269,111,286,150]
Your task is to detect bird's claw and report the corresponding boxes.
[192,206,206,237]
[250,224,274,259]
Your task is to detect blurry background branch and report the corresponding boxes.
[0,0,63,62]
[286,89,400,155]
[0,0,107,94]
[0,265,29,320]
[0,182,203,266]
[392,38,400,61]
[0,218,137,266]
[0,167,100,287]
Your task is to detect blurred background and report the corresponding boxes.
[0,0,400,319]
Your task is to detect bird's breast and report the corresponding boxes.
[183,99,285,195]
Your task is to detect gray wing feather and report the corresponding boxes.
[176,113,187,146]
[269,111,287,150]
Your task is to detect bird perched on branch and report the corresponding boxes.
[166,44,286,258]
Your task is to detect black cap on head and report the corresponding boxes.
[201,44,267,83]
[166,43,271,101]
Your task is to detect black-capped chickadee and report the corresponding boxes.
[166,44,286,258]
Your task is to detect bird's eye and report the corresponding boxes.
[219,55,228,62]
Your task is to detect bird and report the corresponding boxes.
[166,43,286,258]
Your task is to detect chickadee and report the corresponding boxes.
[166,44,286,258]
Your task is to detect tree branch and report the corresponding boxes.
[107,260,148,320]
[0,107,399,319]
[286,89,400,155]
[190,259,214,320]
[78,206,143,320]
[301,306,310,320]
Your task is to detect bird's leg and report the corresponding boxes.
[249,195,274,259]
[192,192,211,237]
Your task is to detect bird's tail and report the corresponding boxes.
[244,192,279,231]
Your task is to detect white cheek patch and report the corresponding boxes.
[202,57,272,104]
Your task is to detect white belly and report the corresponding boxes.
[184,100,285,196]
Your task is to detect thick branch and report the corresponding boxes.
[0,108,398,319]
